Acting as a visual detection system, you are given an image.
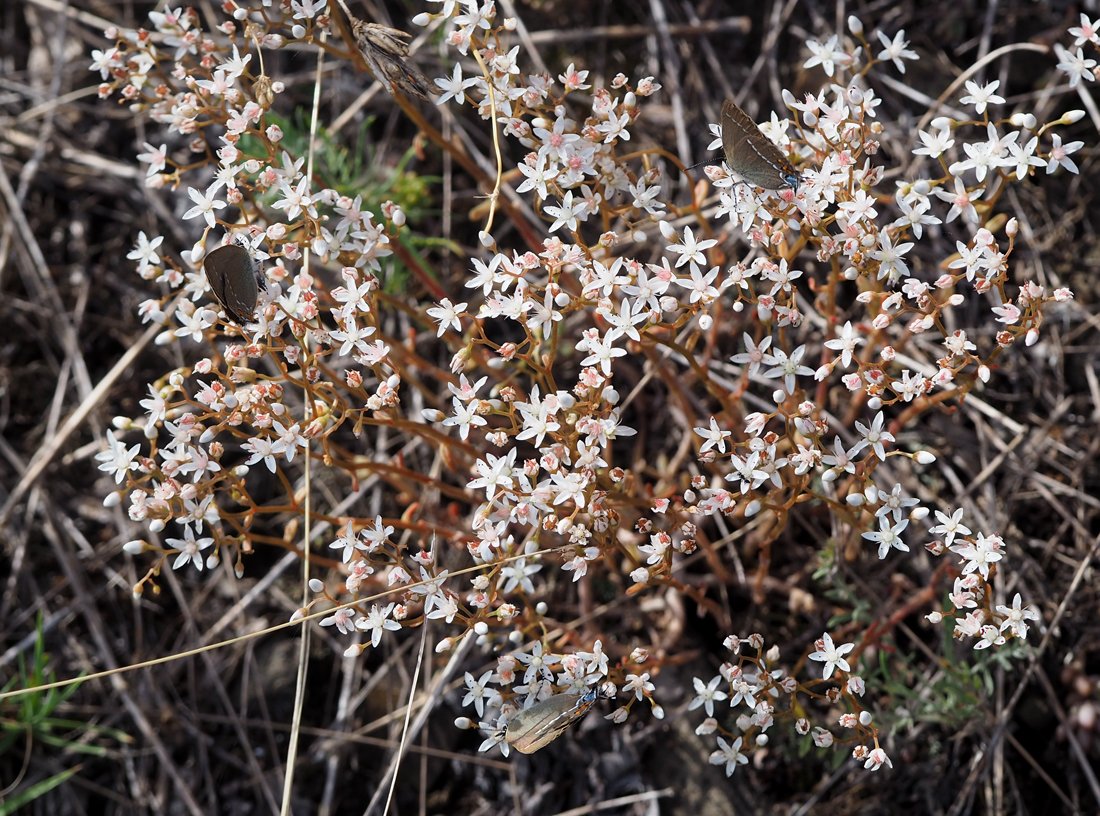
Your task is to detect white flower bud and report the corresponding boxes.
[847,15,863,35]
[435,637,454,653]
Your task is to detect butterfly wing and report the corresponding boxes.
[505,690,597,754]
[203,244,257,325]
[720,99,799,190]
[352,20,433,100]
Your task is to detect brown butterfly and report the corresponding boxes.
[202,243,258,325]
[351,19,433,100]
[720,98,800,191]
[503,689,598,754]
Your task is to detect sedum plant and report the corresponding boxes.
[90,0,1089,781]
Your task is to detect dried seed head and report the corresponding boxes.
[253,74,274,109]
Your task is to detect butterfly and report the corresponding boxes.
[720,98,800,191]
[503,688,599,754]
[350,19,433,100]
[202,242,259,325]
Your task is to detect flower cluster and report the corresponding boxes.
[447,640,660,756]
[93,2,1076,777]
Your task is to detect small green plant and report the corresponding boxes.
[0,616,128,813]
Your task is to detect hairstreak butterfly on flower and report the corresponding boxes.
[504,688,599,754]
[720,98,800,191]
[202,241,258,326]
[350,17,433,100]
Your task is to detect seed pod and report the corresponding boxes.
[504,689,598,754]
[721,98,800,191]
[202,243,257,325]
